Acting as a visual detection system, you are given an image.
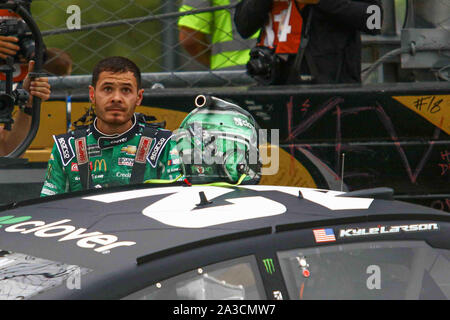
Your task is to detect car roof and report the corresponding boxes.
[0,184,447,272]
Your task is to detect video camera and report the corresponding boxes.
[0,14,34,128]
[0,19,35,62]
[0,58,29,130]
[0,0,44,158]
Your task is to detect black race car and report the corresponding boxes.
[0,183,449,300]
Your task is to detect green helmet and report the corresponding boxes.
[176,95,261,184]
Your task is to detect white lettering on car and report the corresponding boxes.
[84,186,375,228]
[339,223,439,238]
[4,219,136,253]
[142,187,287,228]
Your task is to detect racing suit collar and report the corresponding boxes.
[90,114,140,149]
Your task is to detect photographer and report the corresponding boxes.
[0,59,50,156]
[234,0,383,85]
[0,8,73,78]
[0,5,58,156]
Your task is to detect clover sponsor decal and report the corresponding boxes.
[0,215,32,228]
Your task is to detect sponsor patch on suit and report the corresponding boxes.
[118,157,134,167]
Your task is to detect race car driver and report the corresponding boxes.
[40,56,181,196]
[175,95,261,186]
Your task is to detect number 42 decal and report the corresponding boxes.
[85,186,373,229]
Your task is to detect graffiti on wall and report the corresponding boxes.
[273,94,449,211]
[285,96,444,185]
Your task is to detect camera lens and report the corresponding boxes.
[247,60,258,75]
[247,59,267,76]
[0,94,14,112]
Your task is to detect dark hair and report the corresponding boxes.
[91,56,141,89]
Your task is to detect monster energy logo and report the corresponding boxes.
[263,258,275,274]
[0,216,32,228]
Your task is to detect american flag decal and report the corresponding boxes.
[313,228,336,243]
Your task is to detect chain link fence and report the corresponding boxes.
[34,0,181,74]
[413,0,450,31]
[28,0,448,89]
[30,0,257,88]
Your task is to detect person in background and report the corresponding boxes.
[234,0,383,85]
[178,0,258,70]
[0,6,72,156]
[0,59,51,156]
[0,7,73,77]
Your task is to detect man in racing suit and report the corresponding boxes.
[40,56,180,196]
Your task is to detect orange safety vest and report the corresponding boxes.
[0,9,29,82]
[258,0,305,54]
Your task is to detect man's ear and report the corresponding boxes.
[136,88,144,106]
[88,85,95,104]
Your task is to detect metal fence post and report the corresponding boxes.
[162,0,178,71]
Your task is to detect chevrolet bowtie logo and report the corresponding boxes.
[120,145,137,155]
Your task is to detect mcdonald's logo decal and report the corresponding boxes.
[94,159,107,172]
